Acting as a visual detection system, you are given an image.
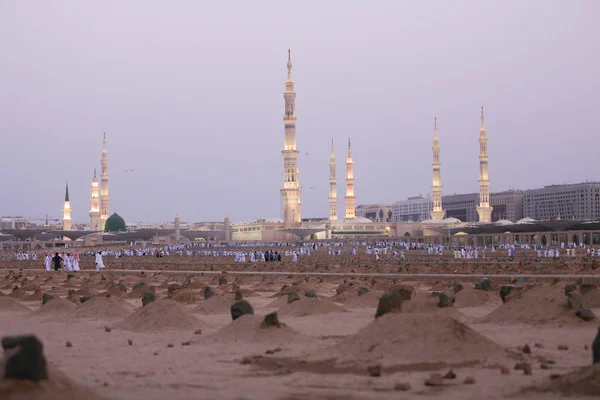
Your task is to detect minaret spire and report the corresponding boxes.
[90,169,101,230]
[100,133,110,229]
[280,50,302,229]
[62,181,72,231]
[344,137,356,220]
[476,106,493,223]
[430,118,445,221]
[329,138,337,221]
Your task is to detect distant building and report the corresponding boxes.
[523,182,600,221]
[392,196,432,222]
[356,204,393,222]
[0,217,30,230]
[392,190,523,223]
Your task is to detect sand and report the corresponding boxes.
[483,284,585,325]
[72,296,132,320]
[30,298,77,318]
[341,290,385,309]
[208,314,310,344]
[113,299,206,331]
[193,295,234,314]
[0,296,31,313]
[319,313,509,368]
[278,298,348,317]
[527,364,600,396]
[1,256,598,399]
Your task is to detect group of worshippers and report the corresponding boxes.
[14,251,38,261]
[42,251,105,272]
[44,252,80,272]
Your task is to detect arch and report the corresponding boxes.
[572,233,579,245]
[594,233,600,245]
[541,234,547,246]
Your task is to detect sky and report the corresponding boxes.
[1,1,599,224]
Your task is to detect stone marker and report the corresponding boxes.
[262,312,281,328]
[42,293,54,305]
[592,327,600,364]
[204,286,214,300]
[304,289,317,298]
[576,308,596,322]
[437,292,455,308]
[79,296,92,304]
[357,287,369,296]
[564,284,577,296]
[287,291,300,304]
[475,278,492,291]
[499,285,523,303]
[2,335,48,381]
[231,300,254,321]
[142,290,156,306]
[375,290,404,318]
[567,291,583,310]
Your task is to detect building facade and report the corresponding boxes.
[0,217,29,230]
[522,182,600,221]
[356,203,393,222]
[392,196,432,222]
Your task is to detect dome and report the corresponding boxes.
[104,212,127,233]
[494,219,514,225]
[516,217,536,224]
[443,217,462,223]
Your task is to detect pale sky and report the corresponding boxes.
[1,1,598,224]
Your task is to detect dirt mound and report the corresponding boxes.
[266,295,297,309]
[319,313,508,368]
[582,288,600,308]
[72,288,100,297]
[343,291,385,309]
[24,291,44,302]
[8,289,30,300]
[30,298,77,318]
[168,288,203,304]
[483,284,583,325]
[193,295,233,314]
[527,364,600,396]
[208,314,309,344]
[72,296,132,319]
[0,297,31,313]
[0,363,106,400]
[99,287,126,298]
[113,299,205,332]
[454,288,501,308]
[278,298,348,317]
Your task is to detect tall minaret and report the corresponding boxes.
[62,182,72,231]
[430,118,445,221]
[476,107,493,223]
[328,139,337,221]
[100,133,110,228]
[344,138,356,220]
[280,50,302,229]
[89,169,101,230]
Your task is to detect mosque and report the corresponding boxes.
[228,51,492,241]
[6,50,599,250]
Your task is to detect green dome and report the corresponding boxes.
[104,212,126,233]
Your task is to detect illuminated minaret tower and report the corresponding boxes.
[344,138,356,220]
[62,182,72,231]
[430,118,445,221]
[89,169,101,230]
[280,50,302,228]
[100,133,110,228]
[476,107,493,223]
[328,139,337,221]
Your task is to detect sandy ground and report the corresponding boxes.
[1,253,599,399]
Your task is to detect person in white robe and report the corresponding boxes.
[95,252,105,272]
[72,252,80,271]
[44,253,52,271]
[292,252,298,262]
[64,254,73,271]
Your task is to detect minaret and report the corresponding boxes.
[224,214,231,242]
[100,133,110,229]
[89,169,101,230]
[62,182,72,231]
[344,138,356,220]
[476,107,493,223]
[430,118,445,221]
[328,139,337,221]
[174,215,181,242]
[280,50,302,228]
